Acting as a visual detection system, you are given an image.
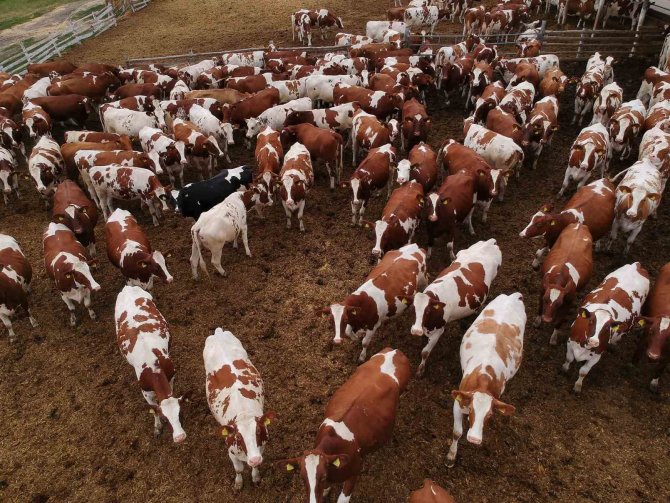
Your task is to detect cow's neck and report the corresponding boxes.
[461,372,500,398]
[241,189,256,210]
[314,426,360,480]
[145,369,173,402]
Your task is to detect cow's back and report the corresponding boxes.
[383,181,423,219]
[645,262,670,318]
[543,224,592,289]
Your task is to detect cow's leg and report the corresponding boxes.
[350,201,358,226]
[297,200,306,232]
[447,240,456,260]
[148,204,160,227]
[357,329,377,363]
[608,220,619,250]
[557,171,570,197]
[190,238,202,280]
[532,246,548,270]
[650,361,666,393]
[326,161,335,190]
[84,290,96,321]
[229,451,245,491]
[27,308,38,328]
[251,465,261,485]
[534,289,543,329]
[0,313,16,343]
[241,225,251,257]
[446,402,464,467]
[210,244,227,277]
[573,353,601,393]
[62,295,77,327]
[143,391,163,436]
[283,203,293,229]
[623,225,642,255]
[352,137,357,165]
[417,329,445,377]
[337,476,358,503]
[480,199,492,222]
[465,206,475,235]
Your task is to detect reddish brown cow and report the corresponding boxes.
[351,110,399,165]
[342,144,396,225]
[282,348,410,502]
[227,88,280,127]
[401,98,431,151]
[517,39,542,57]
[29,95,91,127]
[254,125,283,206]
[643,102,670,133]
[52,180,98,256]
[0,74,41,100]
[410,479,456,503]
[425,172,476,259]
[112,83,162,100]
[440,56,474,106]
[227,74,271,94]
[43,222,100,326]
[48,73,119,100]
[22,102,52,138]
[387,7,406,20]
[539,67,568,98]
[508,61,541,89]
[281,123,343,189]
[333,84,402,120]
[538,223,593,345]
[471,43,498,64]
[472,80,506,124]
[61,140,133,178]
[0,234,38,342]
[27,60,77,76]
[106,208,173,289]
[185,89,250,105]
[0,94,22,116]
[486,106,524,145]
[634,262,670,392]
[396,142,437,192]
[520,178,615,268]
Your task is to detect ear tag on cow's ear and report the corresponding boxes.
[264,417,272,426]
[542,206,549,212]
[149,409,155,415]
[221,427,229,437]
[611,325,619,333]
[550,220,556,226]
[65,273,72,279]
[638,319,646,327]
[580,310,588,318]
[351,309,357,316]
[433,304,440,310]
[286,463,295,472]
[332,458,341,468]
[454,394,462,403]
[401,298,407,305]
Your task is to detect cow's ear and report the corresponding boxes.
[340,180,351,188]
[219,425,235,438]
[579,308,589,319]
[451,390,473,405]
[398,294,413,305]
[360,219,374,229]
[493,398,515,416]
[262,410,276,427]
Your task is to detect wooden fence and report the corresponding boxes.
[0,0,151,75]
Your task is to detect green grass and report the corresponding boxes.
[0,0,78,31]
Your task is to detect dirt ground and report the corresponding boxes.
[1,2,670,503]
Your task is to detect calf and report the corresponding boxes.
[325,243,426,361]
[472,81,506,124]
[558,123,610,196]
[52,180,98,256]
[539,67,568,98]
[638,127,670,177]
[172,118,224,184]
[522,96,559,168]
[28,135,63,203]
[204,328,275,489]
[448,292,526,466]
[102,107,158,138]
[401,98,431,151]
[610,159,663,254]
[0,147,19,205]
[562,262,649,393]
[634,262,670,392]
[537,224,593,345]
[608,99,646,160]
[106,209,172,289]
[281,124,342,189]
[114,285,186,442]
[89,165,173,226]
[175,166,253,220]
[464,123,524,200]
[43,222,100,326]
[499,80,535,123]
[0,234,38,342]
[366,181,424,262]
[282,348,409,502]
[278,142,314,231]
[343,144,396,226]
[139,126,188,184]
[255,127,283,200]
[190,186,265,278]
[22,101,52,138]
[590,82,623,126]
[411,239,501,376]
[410,480,456,503]
[351,109,399,165]
[396,142,437,192]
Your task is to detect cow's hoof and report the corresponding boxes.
[446,456,457,468]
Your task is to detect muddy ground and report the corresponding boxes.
[1,2,670,503]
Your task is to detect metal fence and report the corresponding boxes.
[0,0,151,75]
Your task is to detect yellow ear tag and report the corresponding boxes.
[332,458,341,468]
[264,418,272,426]
[638,319,646,327]
[455,395,461,403]
[221,428,229,437]
[433,304,440,310]
[286,464,294,472]
[351,309,357,315]
[550,221,555,226]
[581,311,587,318]
[149,409,155,415]
[612,325,619,333]
[401,298,407,305]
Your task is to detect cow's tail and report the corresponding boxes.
[190,225,209,278]
[339,140,344,182]
[610,167,632,183]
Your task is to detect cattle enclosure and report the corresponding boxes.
[1,1,670,503]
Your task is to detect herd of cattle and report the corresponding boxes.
[1,1,670,501]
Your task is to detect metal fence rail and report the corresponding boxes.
[0,0,151,75]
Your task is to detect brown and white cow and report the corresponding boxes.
[558,123,610,196]
[462,5,488,37]
[342,144,396,226]
[115,285,186,442]
[284,102,361,133]
[521,178,615,267]
[139,126,188,184]
[590,82,623,127]
[52,180,98,256]
[43,222,100,326]
[558,0,596,27]
[49,73,119,100]
[106,209,173,289]
[562,262,649,393]
[610,159,663,254]
[29,95,91,127]
[22,101,52,138]
[643,100,670,133]
[64,130,133,147]
[411,239,501,376]
[0,234,38,342]
[537,223,593,346]
[27,60,77,77]
[364,181,424,262]
[278,142,314,232]
[472,81,506,124]
[448,292,525,466]
[0,114,24,158]
[401,98,431,151]
[522,96,559,168]
[466,61,494,111]
[572,53,613,125]
[396,142,438,192]
[636,66,670,106]
[486,4,530,35]
[486,106,524,146]
[506,62,540,91]
[638,127,670,177]
[255,125,283,202]
[28,135,63,204]
[204,328,275,489]
[517,38,542,57]
[539,67,568,98]
[89,165,173,226]
[410,479,456,503]
[439,56,474,106]
[633,262,670,392]
[282,348,409,502]
[0,147,19,205]
[608,99,646,160]
[292,9,344,46]
[333,85,402,121]
[281,123,343,189]
[499,81,535,123]
[172,118,224,184]
[351,109,399,165]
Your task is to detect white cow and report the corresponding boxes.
[102,107,158,138]
[245,97,313,140]
[23,77,51,100]
[404,6,445,34]
[204,328,274,490]
[639,127,670,177]
[220,51,265,68]
[188,104,234,162]
[0,147,19,204]
[139,126,188,184]
[366,21,408,41]
[305,74,368,106]
[268,79,307,103]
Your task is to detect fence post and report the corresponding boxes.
[576,28,585,59]
[52,37,62,57]
[69,20,81,44]
[19,41,32,64]
[539,20,547,42]
[592,0,605,33]
[630,0,649,56]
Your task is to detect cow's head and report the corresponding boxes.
[218,411,275,467]
[572,307,628,350]
[395,159,414,185]
[152,395,187,443]
[55,256,101,294]
[278,174,305,210]
[410,291,446,337]
[616,184,660,221]
[132,250,173,286]
[245,117,264,139]
[52,204,94,236]
[451,390,515,445]
[151,184,175,212]
[542,284,567,324]
[519,203,554,238]
[387,119,400,143]
[282,452,349,503]
[636,316,670,361]
[425,190,452,223]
